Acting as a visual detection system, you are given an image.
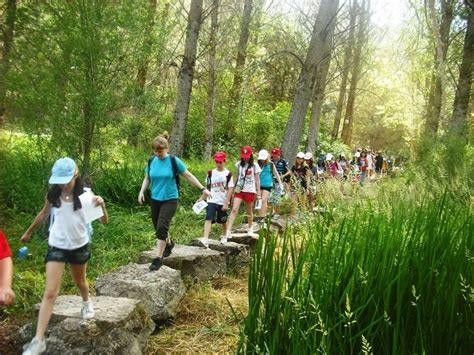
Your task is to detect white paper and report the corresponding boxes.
[255,198,262,210]
[79,192,104,223]
[192,200,208,214]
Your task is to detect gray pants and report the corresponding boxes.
[150,199,178,240]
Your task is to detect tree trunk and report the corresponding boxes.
[331,0,357,141]
[0,0,17,126]
[281,0,340,161]
[306,3,338,153]
[204,0,219,160]
[341,0,368,146]
[170,0,204,156]
[424,0,454,138]
[449,4,473,143]
[229,0,253,112]
[135,0,157,104]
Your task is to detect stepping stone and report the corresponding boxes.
[232,223,262,234]
[228,233,259,247]
[19,295,154,355]
[189,238,250,270]
[95,263,185,322]
[138,245,226,282]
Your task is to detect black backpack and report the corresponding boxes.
[207,170,232,190]
[147,155,181,193]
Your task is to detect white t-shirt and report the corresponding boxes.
[205,168,235,205]
[49,201,89,250]
[235,162,261,193]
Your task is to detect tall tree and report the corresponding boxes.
[204,0,219,159]
[229,0,253,112]
[449,2,473,143]
[281,0,340,160]
[170,0,204,156]
[135,0,157,104]
[331,0,357,141]
[0,0,17,125]
[341,0,368,146]
[424,0,455,139]
[306,0,339,153]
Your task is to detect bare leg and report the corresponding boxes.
[258,190,270,217]
[70,263,89,301]
[35,262,65,339]
[203,220,212,238]
[156,239,166,257]
[226,198,242,234]
[246,201,254,228]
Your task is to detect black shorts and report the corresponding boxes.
[205,203,228,224]
[45,244,91,264]
[261,186,273,192]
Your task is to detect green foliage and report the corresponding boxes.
[239,178,473,354]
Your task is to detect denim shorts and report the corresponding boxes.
[45,244,91,264]
[205,203,228,224]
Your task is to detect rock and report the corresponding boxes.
[19,295,154,355]
[232,223,262,234]
[95,263,185,322]
[138,245,226,282]
[228,233,259,248]
[189,238,250,270]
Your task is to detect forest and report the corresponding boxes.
[0,0,473,354]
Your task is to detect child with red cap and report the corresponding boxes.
[222,146,261,242]
[196,151,234,248]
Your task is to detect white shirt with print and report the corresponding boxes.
[206,168,235,205]
[234,162,261,193]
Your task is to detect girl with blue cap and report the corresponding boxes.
[20,157,109,355]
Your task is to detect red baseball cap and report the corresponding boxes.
[240,146,252,159]
[271,147,281,155]
[214,151,227,162]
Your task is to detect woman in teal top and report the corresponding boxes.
[256,149,282,221]
[138,132,210,271]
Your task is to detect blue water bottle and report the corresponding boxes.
[17,246,29,260]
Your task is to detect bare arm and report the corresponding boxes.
[255,172,261,198]
[20,196,51,243]
[138,174,150,204]
[272,164,282,185]
[0,256,14,305]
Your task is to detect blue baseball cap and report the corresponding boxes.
[49,157,76,184]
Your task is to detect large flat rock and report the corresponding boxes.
[95,263,186,322]
[232,223,262,234]
[189,238,250,270]
[19,295,154,355]
[228,233,259,247]
[138,245,226,282]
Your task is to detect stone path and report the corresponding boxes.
[19,217,294,354]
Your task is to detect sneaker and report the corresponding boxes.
[81,301,95,320]
[23,337,46,355]
[220,235,227,244]
[247,225,254,236]
[196,237,209,249]
[149,257,163,271]
[163,240,175,258]
[272,214,280,220]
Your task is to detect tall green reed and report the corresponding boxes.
[239,187,472,354]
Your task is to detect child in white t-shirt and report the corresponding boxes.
[196,152,234,248]
[221,146,261,243]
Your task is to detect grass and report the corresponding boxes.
[239,180,473,354]
[147,275,248,354]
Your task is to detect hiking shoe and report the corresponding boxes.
[81,301,95,320]
[196,237,210,249]
[149,257,163,271]
[23,337,46,355]
[163,240,175,257]
[220,235,227,244]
